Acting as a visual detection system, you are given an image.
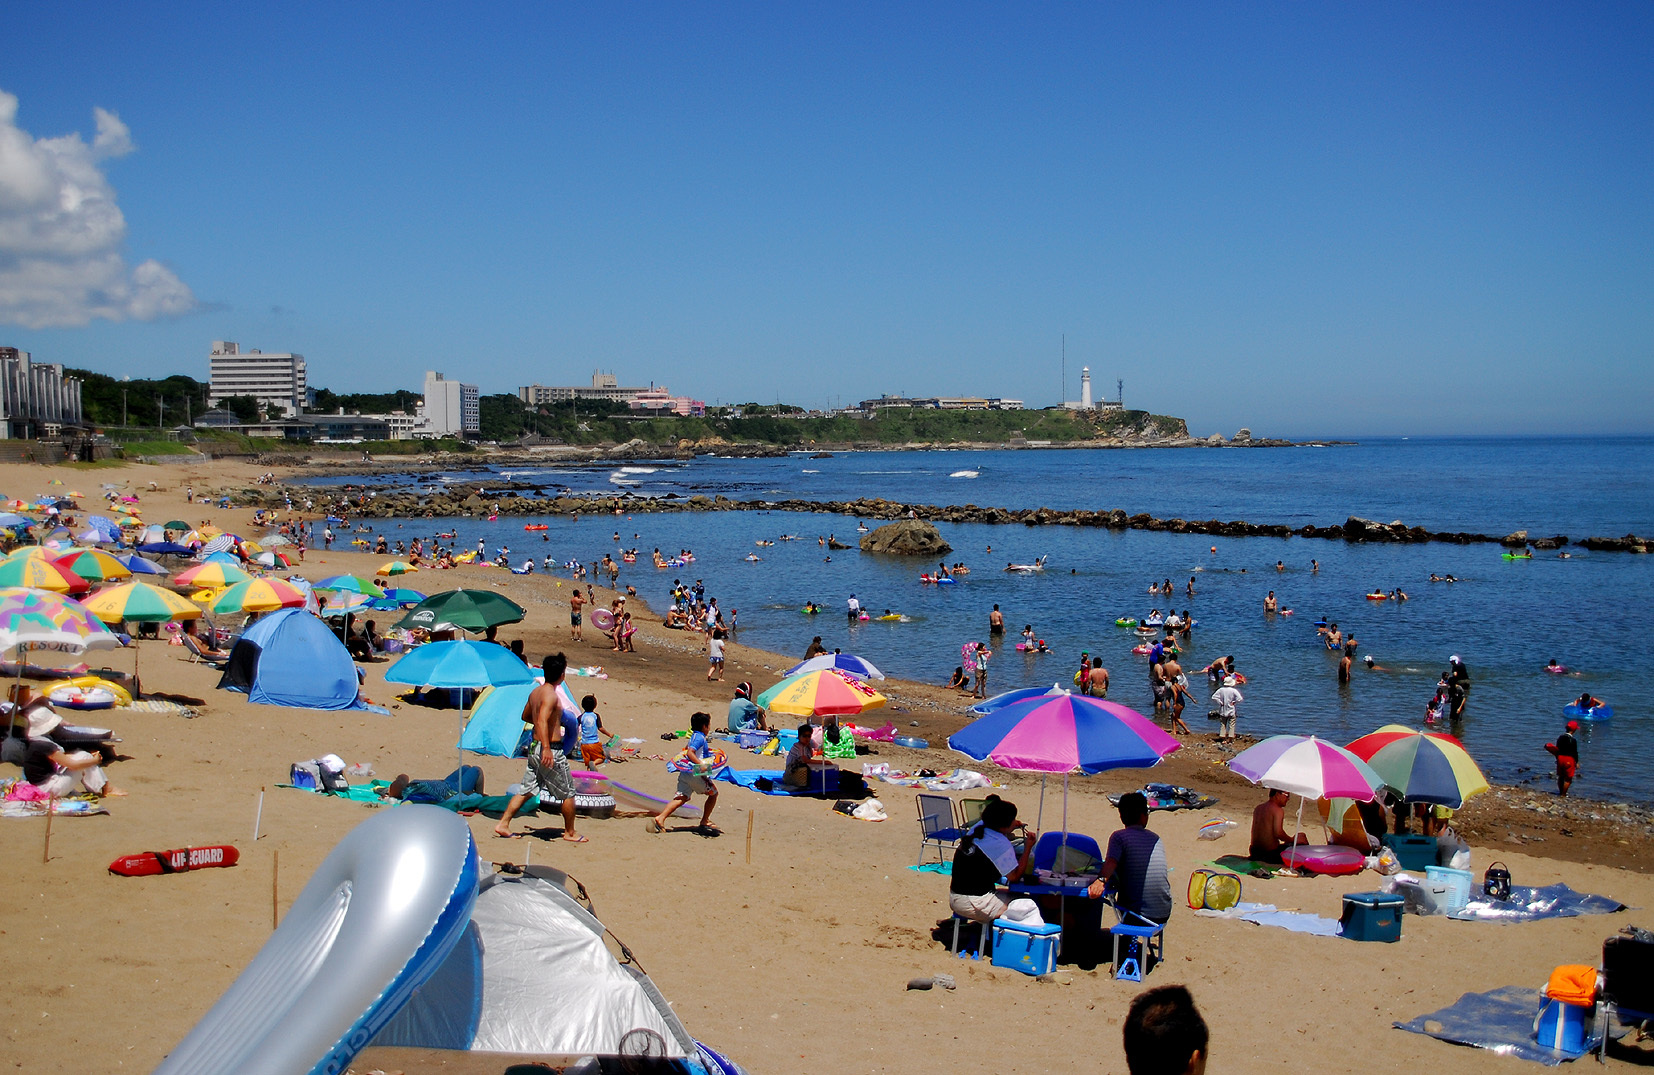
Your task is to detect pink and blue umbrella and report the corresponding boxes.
[783,652,886,680]
[949,693,1180,775]
[1227,735,1384,801]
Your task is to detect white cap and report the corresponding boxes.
[1223,675,1238,687]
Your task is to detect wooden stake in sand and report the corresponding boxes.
[252,787,265,843]
[272,850,279,930]
[745,809,754,865]
[42,795,55,864]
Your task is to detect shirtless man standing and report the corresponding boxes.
[988,604,1004,636]
[495,654,585,843]
[1263,591,1278,613]
[1087,657,1110,697]
[569,589,584,641]
[1249,788,1307,864]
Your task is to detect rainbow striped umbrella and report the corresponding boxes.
[1345,725,1489,809]
[82,581,202,623]
[0,555,90,594]
[174,561,253,588]
[54,547,133,583]
[376,560,418,576]
[755,668,887,717]
[211,578,310,614]
[314,574,380,594]
[319,591,374,618]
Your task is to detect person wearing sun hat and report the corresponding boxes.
[1545,719,1581,797]
[17,687,123,798]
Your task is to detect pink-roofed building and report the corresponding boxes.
[628,386,705,417]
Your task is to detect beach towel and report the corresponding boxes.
[1449,883,1625,923]
[1109,783,1220,811]
[1395,985,1601,1064]
[281,780,541,818]
[714,767,839,796]
[1195,901,1343,937]
[1206,855,1287,876]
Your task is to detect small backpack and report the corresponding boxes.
[290,759,348,794]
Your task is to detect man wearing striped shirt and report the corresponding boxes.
[1086,792,1173,925]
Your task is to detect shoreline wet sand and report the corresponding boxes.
[3,456,1651,1074]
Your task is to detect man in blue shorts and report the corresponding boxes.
[1086,791,1173,925]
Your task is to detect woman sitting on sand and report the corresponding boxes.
[946,666,970,692]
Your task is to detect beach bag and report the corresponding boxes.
[290,758,348,794]
[1187,869,1243,911]
[1545,965,1599,1007]
[1484,861,1513,901]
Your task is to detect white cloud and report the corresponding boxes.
[0,89,195,329]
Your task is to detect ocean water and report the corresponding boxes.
[314,436,1654,804]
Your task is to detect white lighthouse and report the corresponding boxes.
[1080,367,1092,410]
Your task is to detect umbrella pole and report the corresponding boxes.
[1035,775,1046,834]
[1295,794,1306,843]
[1060,772,1069,865]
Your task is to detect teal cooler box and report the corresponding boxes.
[991,919,1062,976]
[1380,834,1438,872]
[1341,893,1404,942]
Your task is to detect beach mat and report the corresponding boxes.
[1449,883,1626,923]
[716,767,843,797]
[908,862,953,875]
[1396,985,1601,1064]
[1206,855,1285,876]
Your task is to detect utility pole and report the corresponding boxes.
[156,395,164,428]
[1061,334,1066,407]
[121,388,127,428]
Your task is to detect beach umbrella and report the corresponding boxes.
[116,553,170,576]
[5,546,53,562]
[201,534,236,555]
[211,578,310,614]
[314,574,380,594]
[319,592,374,618]
[385,639,537,690]
[0,555,90,594]
[380,587,427,606]
[83,581,202,624]
[53,547,133,583]
[175,561,253,588]
[376,560,418,577]
[164,519,190,531]
[0,512,31,529]
[1344,725,1490,809]
[756,668,887,717]
[395,589,526,634]
[783,652,886,680]
[948,691,1181,856]
[968,683,1070,715]
[1229,734,1385,843]
[252,550,293,568]
[1228,735,1384,802]
[0,588,121,725]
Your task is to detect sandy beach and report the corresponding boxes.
[3,455,1651,1074]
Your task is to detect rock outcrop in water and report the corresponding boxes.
[859,519,951,556]
[225,480,1652,553]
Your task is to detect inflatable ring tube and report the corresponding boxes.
[1564,703,1613,721]
[1365,593,1388,600]
[894,736,928,749]
[589,608,615,632]
[1115,618,1137,627]
[153,806,478,1075]
[48,687,116,710]
[39,676,132,707]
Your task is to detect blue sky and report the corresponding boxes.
[1,4,1649,437]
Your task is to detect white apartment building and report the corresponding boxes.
[422,371,480,437]
[519,371,648,406]
[207,341,307,418]
[0,348,83,438]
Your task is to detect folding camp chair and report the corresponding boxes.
[1599,934,1654,1060]
[182,634,229,669]
[916,793,964,866]
[957,797,988,828]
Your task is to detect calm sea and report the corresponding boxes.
[313,436,1654,804]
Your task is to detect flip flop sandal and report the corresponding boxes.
[646,818,663,834]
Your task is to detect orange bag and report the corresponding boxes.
[1544,964,1598,1006]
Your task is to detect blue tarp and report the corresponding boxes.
[1396,985,1602,1064]
[714,767,841,796]
[217,608,367,711]
[1449,884,1626,923]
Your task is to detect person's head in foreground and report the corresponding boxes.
[1124,984,1208,1075]
[1116,791,1149,827]
[542,652,567,683]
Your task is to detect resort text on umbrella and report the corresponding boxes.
[0,588,121,726]
[948,691,1181,850]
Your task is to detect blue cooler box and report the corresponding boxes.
[1380,834,1439,872]
[1341,893,1404,942]
[1535,998,1592,1056]
[991,919,1062,976]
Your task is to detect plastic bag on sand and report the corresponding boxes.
[852,798,888,822]
[1372,847,1402,876]
[1198,818,1238,840]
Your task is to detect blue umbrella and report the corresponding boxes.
[0,513,33,529]
[202,551,241,565]
[384,640,537,689]
[116,553,170,576]
[783,652,886,680]
[381,588,427,606]
[968,683,1070,715]
[138,542,194,556]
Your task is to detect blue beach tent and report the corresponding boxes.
[217,608,365,710]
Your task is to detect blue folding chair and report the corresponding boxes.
[916,793,964,866]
